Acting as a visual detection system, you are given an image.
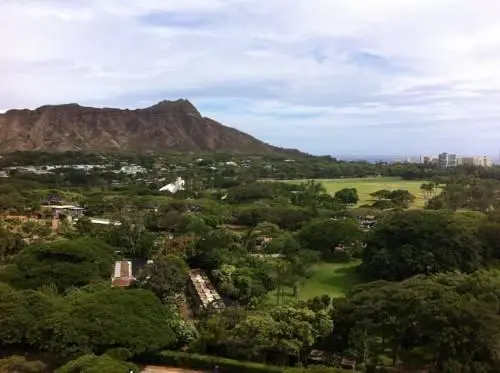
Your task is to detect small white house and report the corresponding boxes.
[159,177,185,193]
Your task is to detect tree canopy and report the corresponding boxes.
[49,288,177,356]
[362,210,486,280]
[135,255,189,303]
[5,237,115,292]
[55,354,138,373]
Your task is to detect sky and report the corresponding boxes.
[2,0,500,157]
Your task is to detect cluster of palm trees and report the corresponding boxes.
[419,182,438,201]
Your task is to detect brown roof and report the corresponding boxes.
[112,277,133,287]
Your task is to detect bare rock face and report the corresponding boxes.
[0,99,297,154]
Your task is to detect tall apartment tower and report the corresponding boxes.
[438,153,457,168]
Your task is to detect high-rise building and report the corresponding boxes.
[482,156,492,167]
[438,153,457,168]
[458,156,492,167]
[422,155,438,165]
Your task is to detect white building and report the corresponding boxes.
[159,177,185,193]
[458,156,492,167]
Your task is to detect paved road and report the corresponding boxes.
[140,366,204,373]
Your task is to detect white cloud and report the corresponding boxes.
[1,0,500,155]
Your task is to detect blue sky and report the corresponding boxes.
[2,0,500,157]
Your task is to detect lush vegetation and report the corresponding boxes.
[1,151,500,372]
[286,177,428,207]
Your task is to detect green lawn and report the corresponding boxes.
[266,261,361,305]
[286,177,430,208]
[297,260,361,299]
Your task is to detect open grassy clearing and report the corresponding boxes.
[266,260,362,305]
[297,260,361,299]
[286,177,431,207]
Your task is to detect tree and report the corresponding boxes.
[362,210,486,280]
[0,228,24,264]
[55,354,137,373]
[5,237,115,292]
[49,288,177,356]
[305,294,332,312]
[102,221,157,258]
[371,199,397,210]
[370,189,392,200]
[466,180,499,212]
[0,283,32,346]
[292,180,328,211]
[329,272,500,371]
[189,228,243,270]
[440,184,468,211]
[420,182,437,201]
[0,356,46,373]
[298,218,363,257]
[246,222,281,252]
[74,216,96,236]
[0,284,60,349]
[135,255,189,303]
[426,195,446,210]
[334,188,359,206]
[228,306,333,364]
[388,189,416,208]
[370,189,415,209]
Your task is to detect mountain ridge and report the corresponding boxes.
[0,99,302,155]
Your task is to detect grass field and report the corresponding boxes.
[267,260,362,304]
[286,177,429,208]
[297,260,361,299]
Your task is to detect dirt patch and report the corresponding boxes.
[140,366,205,373]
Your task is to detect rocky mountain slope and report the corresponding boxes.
[0,99,298,154]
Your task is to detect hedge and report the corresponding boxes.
[139,351,347,373]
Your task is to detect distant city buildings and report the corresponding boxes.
[422,153,492,168]
[438,153,458,168]
[457,156,492,168]
[422,156,439,165]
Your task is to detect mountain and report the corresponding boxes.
[0,99,300,154]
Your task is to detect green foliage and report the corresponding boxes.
[330,271,500,372]
[0,283,62,351]
[0,283,34,345]
[49,288,177,356]
[135,255,189,302]
[305,294,331,312]
[0,284,179,360]
[144,350,284,373]
[298,218,363,257]
[212,262,276,304]
[226,182,293,204]
[0,356,46,373]
[334,188,359,206]
[426,180,500,212]
[55,354,138,373]
[386,189,415,208]
[362,210,486,280]
[370,189,391,200]
[370,188,416,209]
[5,153,500,373]
[101,220,158,258]
[232,205,315,230]
[5,237,115,292]
[195,304,333,364]
[0,227,25,264]
[189,228,243,270]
